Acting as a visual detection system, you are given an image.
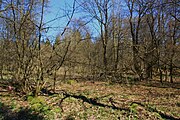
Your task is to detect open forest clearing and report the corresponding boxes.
[0,79,180,120]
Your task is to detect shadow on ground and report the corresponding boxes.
[0,102,44,120]
[60,91,179,120]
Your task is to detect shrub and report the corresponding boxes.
[67,79,77,85]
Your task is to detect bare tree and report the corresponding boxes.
[126,0,150,80]
[79,0,113,76]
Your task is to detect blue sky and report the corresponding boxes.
[43,0,103,41]
[44,0,99,40]
[44,0,76,40]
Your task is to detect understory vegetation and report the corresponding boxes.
[0,80,180,120]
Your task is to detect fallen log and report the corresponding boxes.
[59,92,130,112]
[59,92,179,120]
[130,102,180,120]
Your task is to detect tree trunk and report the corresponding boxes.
[160,69,163,83]
[169,59,173,83]
[0,64,3,79]
[53,70,57,93]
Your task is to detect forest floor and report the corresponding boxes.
[0,80,180,120]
